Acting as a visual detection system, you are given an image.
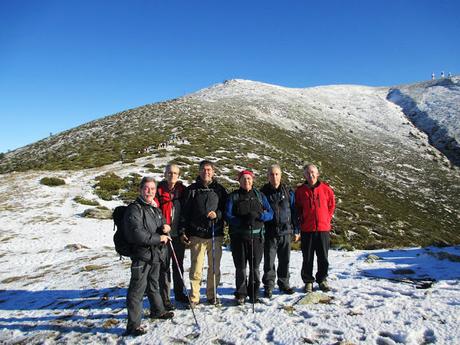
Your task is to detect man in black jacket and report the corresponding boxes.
[261,164,300,298]
[124,176,174,337]
[180,160,228,306]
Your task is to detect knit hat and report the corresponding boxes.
[237,169,254,181]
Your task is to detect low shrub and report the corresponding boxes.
[40,177,66,186]
[73,196,100,206]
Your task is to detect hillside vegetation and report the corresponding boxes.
[1,79,459,249]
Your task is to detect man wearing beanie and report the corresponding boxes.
[226,169,273,304]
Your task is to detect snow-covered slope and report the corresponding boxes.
[0,167,459,344]
[0,79,459,248]
[387,76,460,165]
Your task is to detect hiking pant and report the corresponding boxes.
[189,236,223,303]
[159,236,187,303]
[171,236,187,300]
[159,246,171,305]
[126,259,165,331]
[230,234,264,299]
[262,234,291,290]
[300,231,330,284]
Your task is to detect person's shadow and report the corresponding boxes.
[0,287,128,335]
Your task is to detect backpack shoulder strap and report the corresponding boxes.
[230,190,240,203]
[253,188,264,206]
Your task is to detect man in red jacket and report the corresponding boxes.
[295,164,335,293]
[157,163,188,308]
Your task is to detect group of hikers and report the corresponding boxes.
[122,160,336,336]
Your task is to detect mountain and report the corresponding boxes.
[388,76,460,165]
[0,78,459,249]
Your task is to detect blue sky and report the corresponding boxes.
[1,0,459,153]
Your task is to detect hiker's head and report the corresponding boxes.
[267,164,282,189]
[303,164,319,187]
[199,160,215,184]
[164,163,180,186]
[139,176,157,205]
[238,170,254,191]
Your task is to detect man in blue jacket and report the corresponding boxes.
[226,170,273,304]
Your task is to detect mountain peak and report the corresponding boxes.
[1,77,459,248]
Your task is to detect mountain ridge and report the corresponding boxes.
[0,78,459,249]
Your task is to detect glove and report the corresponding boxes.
[246,211,261,228]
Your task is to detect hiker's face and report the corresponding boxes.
[199,164,214,184]
[141,181,157,205]
[268,167,282,189]
[165,166,180,185]
[239,174,253,191]
[304,166,319,187]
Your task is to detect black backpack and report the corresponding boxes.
[112,205,132,258]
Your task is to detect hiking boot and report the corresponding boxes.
[186,301,199,309]
[248,296,261,304]
[164,302,176,311]
[124,326,147,337]
[207,297,221,305]
[318,281,331,292]
[280,287,295,295]
[304,283,313,293]
[264,288,273,298]
[236,297,245,305]
[154,311,174,319]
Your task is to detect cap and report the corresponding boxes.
[237,169,254,181]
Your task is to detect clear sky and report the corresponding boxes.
[1,0,459,153]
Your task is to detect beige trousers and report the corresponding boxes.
[189,236,223,303]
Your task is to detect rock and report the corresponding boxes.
[428,251,460,262]
[82,265,107,271]
[82,207,112,219]
[65,243,89,251]
[297,292,333,305]
[364,254,381,263]
[392,268,416,275]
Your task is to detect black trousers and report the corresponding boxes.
[126,259,165,331]
[262,234,291,290]
[230,234,264,299]
[159,236,187,303]
[300,231,330,284]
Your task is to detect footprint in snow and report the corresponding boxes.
[265,328,275,342]
[422,329,436,344]
[377,330,406,344]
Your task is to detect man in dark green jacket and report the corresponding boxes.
[226,170,273,304]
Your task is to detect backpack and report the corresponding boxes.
[112,205,131,258]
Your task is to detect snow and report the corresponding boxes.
[0,166,459,344]
[188,79,436,155]
[387,77,460,164]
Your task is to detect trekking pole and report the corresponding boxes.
[168,238,200,329]
[250,224,255,314]
[211,221,217,305]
